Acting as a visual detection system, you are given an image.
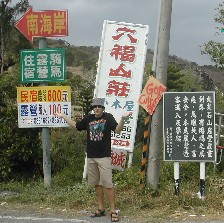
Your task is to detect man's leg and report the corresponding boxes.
[97,157,117,213]
[105,187,119,222]
[104,187,115,212]
[88,159,105,216]
[94,157,119,221]
[95,184,105,211]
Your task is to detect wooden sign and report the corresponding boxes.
[138,76,166,115]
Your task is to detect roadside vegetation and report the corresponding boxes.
[0,60,224,221]
[1,148,224,222]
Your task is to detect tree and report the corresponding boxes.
[0,65,42,180]
[201,41,224,68]
[80,85,94,115]
[201,2,224,68]
[0,0,30,75]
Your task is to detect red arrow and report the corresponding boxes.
[15,7,68,42]
[15,7,33,42]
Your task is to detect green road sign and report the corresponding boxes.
[20,48,66,83]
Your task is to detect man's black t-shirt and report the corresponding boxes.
[76,112,118,158]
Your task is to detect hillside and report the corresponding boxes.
[6,37,224,92]
[61,42,224,92]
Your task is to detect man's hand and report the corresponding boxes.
[122,112,132,120]
[115,112,132,133]
[54,112,65,118]
[55,112,76,128]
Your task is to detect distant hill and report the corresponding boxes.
[25,38,224,92]
[145,48,224,92]
[64,43,224,91]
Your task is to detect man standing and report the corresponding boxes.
[55,98,132,222]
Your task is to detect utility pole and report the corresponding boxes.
[0,1,5,75]
[146,0,173,189]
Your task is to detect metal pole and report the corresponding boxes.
[199,162,206,200]
[127,152,133,168]
[174,162,180,195]
[146,0,173,189]
[39,38,51,189]
[214,114,223,169]
[82,153,88,180]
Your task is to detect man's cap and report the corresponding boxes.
[90,98,105,109]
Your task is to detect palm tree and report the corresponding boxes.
[0,0,31,75]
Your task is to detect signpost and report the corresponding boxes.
[20,48,66,83]
[163,91,216,198]
[15,7,68,42]
[15,7,69,188]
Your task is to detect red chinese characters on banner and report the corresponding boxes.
[112,27,138,44]
[112,139,130,147]
[138,76,166,115]
[111,149,127,170]
[110,45,136,62]
[106,27,138,97]
[109,63,132,78]
[106,80,130,97]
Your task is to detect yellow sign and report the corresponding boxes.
[17,86,71,103]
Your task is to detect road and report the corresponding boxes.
[1,213,224,223]
[1,204,224,223]
[0,214,138,223]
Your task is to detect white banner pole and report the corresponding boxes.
[174,161,180,195]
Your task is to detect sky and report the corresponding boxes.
[17,0,224,66]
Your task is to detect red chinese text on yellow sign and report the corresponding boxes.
[138,76,166,115]
[17,86,71,103]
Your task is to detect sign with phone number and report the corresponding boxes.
[17,86,71,128]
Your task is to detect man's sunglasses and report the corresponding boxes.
[92,105,104,109]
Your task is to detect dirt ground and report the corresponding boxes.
[1,202,224,223]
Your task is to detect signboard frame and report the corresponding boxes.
[20,48,66,83]
[163,91,216,162]
[94,20,149,153]
[17,86,71,128]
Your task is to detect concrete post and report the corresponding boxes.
[146,0,173,189]
[39,38,52,189]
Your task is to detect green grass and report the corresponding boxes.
[1,163,224,222]
[1,145,224,221]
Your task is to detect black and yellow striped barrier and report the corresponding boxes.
[140,114,151,188]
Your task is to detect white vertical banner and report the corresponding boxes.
[94,20,149,161]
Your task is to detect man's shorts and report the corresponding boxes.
[87,157,113,188]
